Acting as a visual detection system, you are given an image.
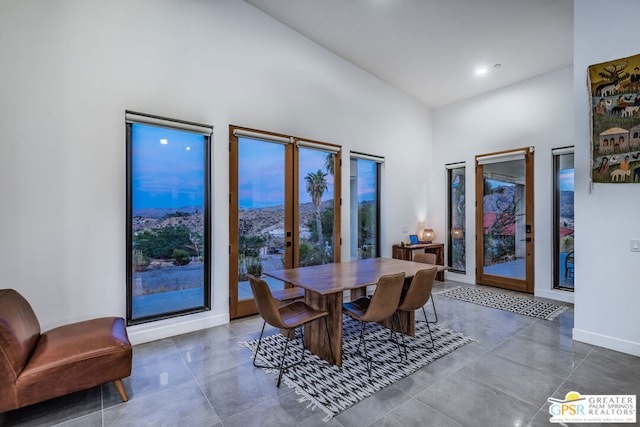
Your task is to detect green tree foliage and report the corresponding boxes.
[324,153,334,176]
[306,206,334,246]
[358,201,375,248]
[239,234,266,257]
[134,225,196,259]
[172,249,191,266]
[298,243,325,267]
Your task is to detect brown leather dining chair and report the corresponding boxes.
[248,275,333,387]
[412,252,439,323]
[342,272,406,377]
[396,267,438,358]
[270,286,305,304]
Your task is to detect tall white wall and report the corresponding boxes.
[0,0,431,342]
[431,68,575,304]
[573,0,640,356]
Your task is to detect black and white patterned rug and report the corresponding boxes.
[241,316,475,421]
[435,286,568,320]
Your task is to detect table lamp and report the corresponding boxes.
[421,228,435,243]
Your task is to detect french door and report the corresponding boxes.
[229,126,341,318]
[475,148,534,293]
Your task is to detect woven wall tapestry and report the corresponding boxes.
[589,53,640,183]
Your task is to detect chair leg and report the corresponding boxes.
[252,321,268,368]
[420,307,435,350]
[277,329,293,387]
[113,379,129,402]
[423,297,438,323]
[359,321,372,377]
[392,311,407,361]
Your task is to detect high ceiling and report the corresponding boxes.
[244,0,573,109]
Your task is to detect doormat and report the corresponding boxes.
[241,316,475,421]
[435,286,568,320]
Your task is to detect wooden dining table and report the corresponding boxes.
[263,257,446,367]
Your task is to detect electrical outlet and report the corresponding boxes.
[401,226,408,234]
[631,239,640,252]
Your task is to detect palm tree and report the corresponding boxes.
[305,169,328,247]
[324,153,334,175]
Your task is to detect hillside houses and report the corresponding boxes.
[598,125,640,154]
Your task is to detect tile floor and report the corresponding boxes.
[2,281,639,427]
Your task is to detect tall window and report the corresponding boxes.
[447,164,466,272]
[126,112,212,325]
[350,153,382,260]
[553,147,574,290]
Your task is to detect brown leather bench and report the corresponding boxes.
[0,289,132,412]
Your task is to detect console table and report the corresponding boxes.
[392,242,445,281]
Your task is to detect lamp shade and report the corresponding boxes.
[422,228,436,243]
[451,228,463,239]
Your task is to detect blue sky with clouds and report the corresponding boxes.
[560,169,574,191]
[131,123,205,210]
[132,128,378,211]
[238,138,337,208]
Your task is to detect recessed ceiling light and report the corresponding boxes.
[160,139,168,145]
[475,66,489,76]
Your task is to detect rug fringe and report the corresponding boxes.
[285,376,335,422]
[545,305,568,320]
[433,285,464,295]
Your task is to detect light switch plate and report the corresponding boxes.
[631,239,640,252]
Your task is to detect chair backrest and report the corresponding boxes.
[397,268,438,312]
[361,272,405,323]
[413,252,437,265]
[0,289,41,383]
[248,275,287,329]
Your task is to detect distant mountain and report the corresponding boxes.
[560,191,574,219]
[239,200,332,236]
[133,206,202,218]
[132,211,204,234]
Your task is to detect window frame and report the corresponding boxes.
[446,164,466,273]
[552,146,574,291]
[125,111,212,326]
[349,152,383,260]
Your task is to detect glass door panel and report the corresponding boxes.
[476,149,534,293]
[298,148,335,266]
[231,137,291,317]
[481,160,526,280]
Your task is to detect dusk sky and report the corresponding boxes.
[560,169,574,191]
[132,129,378,211]
[132,123,205,210]
[238,137,340,208]
[354,159,377,202]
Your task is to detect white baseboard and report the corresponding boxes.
[573,328,640,357]
[127,311,229,345]
[444,271,474,284]
[535,288,574,304]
